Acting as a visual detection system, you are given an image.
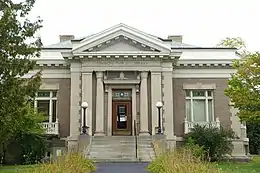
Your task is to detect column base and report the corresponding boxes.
[139,131,150,136]
[67,137,79,153]
[94,132,105,136]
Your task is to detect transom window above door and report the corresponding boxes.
[185,90,214,122]
[112,90,132,100]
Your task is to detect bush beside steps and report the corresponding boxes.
[147,147,221,173]
[24,153,96,173]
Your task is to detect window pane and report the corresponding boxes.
[119,105,126,113]
[52,91,57,98]
[192,90,205,97]
[207,91,212,97]
[208,100,213,122]
[185,100,191,121]
[37,91,50,97]
[37,100,49,122]
[52,100,57,122]
[193,100,206,121]
[185,90,191,97]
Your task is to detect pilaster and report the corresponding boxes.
[139,71,150,135]
[95,71,105,136]
[82,72,93,135]
[151,72,162,135]
[162,63,175,139]
[68,62,81,151]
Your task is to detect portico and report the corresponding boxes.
[60,23,181,140]
[77,56,178,138]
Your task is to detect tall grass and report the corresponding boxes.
[148,141,222,173]
[23,153,96,173]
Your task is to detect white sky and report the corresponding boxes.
[30,0,260,51]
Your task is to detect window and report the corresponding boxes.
[34,91,57,123]
[185,90,214,122]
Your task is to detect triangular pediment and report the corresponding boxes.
[83,35,160,52]
[72,23,171,54]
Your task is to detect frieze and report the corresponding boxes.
[96,61,148,65]
[82,59,162,67]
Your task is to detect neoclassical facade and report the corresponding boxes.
[25,24,248,157]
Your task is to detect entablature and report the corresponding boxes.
[174,59,234,69]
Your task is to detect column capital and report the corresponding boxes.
[96,71,104,79]
[141,71,148,79]
[82,72,92,75]
[151,71,162,75]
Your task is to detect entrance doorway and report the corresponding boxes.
[112,101,132,136]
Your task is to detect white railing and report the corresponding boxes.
[42,121,59,135]
[184,117,220,134]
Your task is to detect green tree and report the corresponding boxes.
[225,53,260,122]
[218,37,260,121]
[217,37,248,57]
[218,37,260,154]
[0,0,42,145]
[217,37,245,49]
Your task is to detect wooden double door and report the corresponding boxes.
[112,101,132,136]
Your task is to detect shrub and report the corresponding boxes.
[184,137,205,160]
[24,153,96,173]
[247,122,260,154]
[185,125,235,162]
[2,106,48,165]
[147,148,221,173]
[6,133,49,165]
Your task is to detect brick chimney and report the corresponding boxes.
[59,35,75,42]
[167,35,183,43]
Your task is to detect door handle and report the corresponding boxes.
[129,114,131,117]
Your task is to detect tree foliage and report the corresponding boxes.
[218,37,260,121]
[0,0,42,144]
[217,37,245,50]
[219,37,260,154]
[247,122,260,154]
[225,53,260,122]
[217,37,248,56]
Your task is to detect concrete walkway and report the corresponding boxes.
[94,163,149,173]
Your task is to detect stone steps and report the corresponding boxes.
[87,136,155,162]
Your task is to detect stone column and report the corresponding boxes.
[139,71,149,135]
[132,86,137,135]
[95,71,105,136]
[162,63,175,139]
[82,72,92,136]
[68,62,81,152]
[107,86,112,136]
[151,72,162,135]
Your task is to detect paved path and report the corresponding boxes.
[94,163,149,173]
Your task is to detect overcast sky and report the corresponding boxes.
[30,0,259,51]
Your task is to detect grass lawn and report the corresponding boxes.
[216,156,260,173]
[0,165,36,173]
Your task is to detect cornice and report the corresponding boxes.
[66,54,176,62]
[72,25,171,53]
[174,59,234,69]
[35,63,69,69]
[174,63,233,69]
[34,53,237,68]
